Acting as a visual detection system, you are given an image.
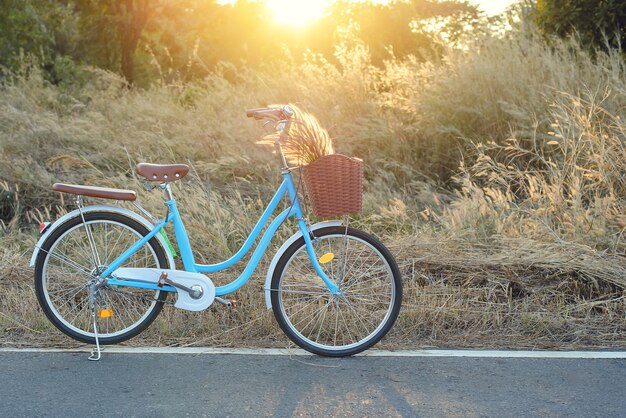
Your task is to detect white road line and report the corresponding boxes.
[1,347,625,358]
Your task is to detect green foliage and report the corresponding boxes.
[534,0,626,52]
[0,0,53,66]
[0,0,79,72]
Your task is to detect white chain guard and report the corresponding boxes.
[113,268,215,311]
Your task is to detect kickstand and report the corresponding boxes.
[88,283,102,361]
[88,311,102,361]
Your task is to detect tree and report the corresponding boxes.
[325,0,480,64]
[115,0,153,84]
[534,0,626,52]
[0,0,78,73]
[76,0,183,84]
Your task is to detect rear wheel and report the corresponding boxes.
[270,226,402,356]
[34,212,170,345]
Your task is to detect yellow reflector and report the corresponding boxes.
[318,253,335,264]
[97,309,113,318]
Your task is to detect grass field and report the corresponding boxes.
[1,28,625,350]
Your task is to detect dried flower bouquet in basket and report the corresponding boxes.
[257,105,363,217]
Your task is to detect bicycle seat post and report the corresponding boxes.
[161,183,174,200]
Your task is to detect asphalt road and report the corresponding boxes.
[1,351,625,417]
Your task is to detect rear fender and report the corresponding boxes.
[29,205,176,269]
[264,220,343,309]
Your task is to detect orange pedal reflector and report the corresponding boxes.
[97,309,113,318]
[318,253,335,264]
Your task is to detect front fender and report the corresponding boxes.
[29,205,176,269]
[264,220,343,309]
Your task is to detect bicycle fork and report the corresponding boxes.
[297,218,341,295]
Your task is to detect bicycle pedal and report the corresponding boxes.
[215,297,237,308]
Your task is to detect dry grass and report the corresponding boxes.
[3,235,625,350]
[1,27,625,349]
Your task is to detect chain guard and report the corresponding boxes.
[112,268,216,311]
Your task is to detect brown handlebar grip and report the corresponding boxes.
[246,108,268,118]
[245,108,285,121]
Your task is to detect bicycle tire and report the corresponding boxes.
[270,226,402,356]
[34,211,170,345]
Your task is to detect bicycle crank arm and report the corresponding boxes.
[160,275,202,298]
[113,268,215,311]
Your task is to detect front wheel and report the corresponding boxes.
[270,226,402,356]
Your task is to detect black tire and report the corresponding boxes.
[271,226,402,356]
[34,211,170,345]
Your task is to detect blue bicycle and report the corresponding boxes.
[31,106,402,359]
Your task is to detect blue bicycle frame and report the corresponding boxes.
[100,170,340,296]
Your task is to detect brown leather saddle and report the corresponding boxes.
[52,163,190,201]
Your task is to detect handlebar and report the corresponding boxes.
[246,105,295,170]
[246,105,294,121]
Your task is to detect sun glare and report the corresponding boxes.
[264,0,332,27]
[217,0,517,28]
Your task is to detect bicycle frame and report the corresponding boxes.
[101,170,340,297]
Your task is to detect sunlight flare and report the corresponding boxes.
[264,0,332,27]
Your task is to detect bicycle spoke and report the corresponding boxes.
[337,302,355,344]
[314,301,331,343]
[64,229,96,269]
[104,226,127,266]
[294,299,332,335]
[69,301,90,326]
[343,297,380,333]
[282,294,327,323]
[43,249,92,276]
[49,284,89,307]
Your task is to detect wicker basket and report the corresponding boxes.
[302,154,363,217]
